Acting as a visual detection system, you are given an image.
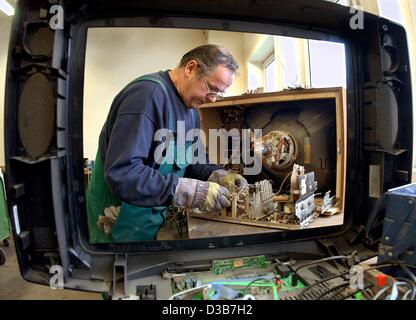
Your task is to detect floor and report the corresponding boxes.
[0,238,101,300]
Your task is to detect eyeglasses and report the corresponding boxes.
[202,72,225,99]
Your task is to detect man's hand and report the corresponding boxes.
[173,178,231,211]
[208,169,248,191]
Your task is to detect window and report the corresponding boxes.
[263,53,276,92]
[308,39,347,88]
[377,0,403,24]
[279,37,299,89]
[336,0,349,6]
[324,0,349,7]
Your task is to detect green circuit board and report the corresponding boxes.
[210,255,266,275]
[169,256,305,300]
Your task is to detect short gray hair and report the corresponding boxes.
[179,44,239,75]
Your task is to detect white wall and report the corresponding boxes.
[206,30,246,96]
[243,33,272,91]
[83,28,207,160]
[0,15,12,167]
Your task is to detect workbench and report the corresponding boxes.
[157,212,344,240]
[186,213,344,239]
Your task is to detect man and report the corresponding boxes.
[86,44,247,243]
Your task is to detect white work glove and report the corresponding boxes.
[173,178,231,211]
[97,206,121,235]
[208,169,248,191]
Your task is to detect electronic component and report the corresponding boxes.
[211,255,266,275]
[261,130,297,170]
[191,163,338,230]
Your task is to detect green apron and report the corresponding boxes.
[86,76,194,243]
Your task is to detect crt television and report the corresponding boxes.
[4,0,413,299]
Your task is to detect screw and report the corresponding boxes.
[385,236,389,241]
[409,200,414,206]
[388,252,393,257]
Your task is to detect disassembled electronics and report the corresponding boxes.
[165,253,416,301]
[190,163,340,230]
[166,255,305,300]
[261,130,297,170]
[187,98,344,230]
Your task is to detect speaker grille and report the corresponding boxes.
[18,73,55,159]
[376,83,398,151]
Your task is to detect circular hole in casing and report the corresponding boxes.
[18,73,55,159]
[376,83,398,151]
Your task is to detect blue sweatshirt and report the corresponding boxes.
[98,70,221,207]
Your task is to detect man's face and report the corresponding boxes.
[183,61,235,108]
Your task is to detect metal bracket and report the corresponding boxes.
[113,254,127,298]
[295,194,316,227]
[316,239,347,270]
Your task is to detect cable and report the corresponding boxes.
[342,271,416,301]
[394,278,416,300]
[275,171,292,195]
[168,284,212,300]
[360,262,416,301]
[373,282,398,300]
[373,278,414,300]
[403,289,413,300]
[294,253,355,274]
[299,270,350,300]
[274,257,296,266]
[326,283,374,300]
[398,262,416,286]
[232,183,249,196]
[366,261,416,271]
[299,261,416,301]
[321,278,409,301]
[244,278,273,294]
[374,285,393,300]
[363,288,375,300]
[341,284,375,300]
[314,281,350,300]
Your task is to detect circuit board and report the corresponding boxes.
[211,255,266,275]
[164,253,414,300]
[167,256,305,300]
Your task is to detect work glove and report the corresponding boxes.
[208,169,248,191]
[173,178,231,211]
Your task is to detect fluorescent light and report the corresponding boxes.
[0,0,14,16]
[13,205,21,235]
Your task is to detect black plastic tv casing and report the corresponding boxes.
[4,0,413,291]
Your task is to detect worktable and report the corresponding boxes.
[186,212,344,239]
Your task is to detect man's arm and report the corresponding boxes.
[104,112,179,207]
